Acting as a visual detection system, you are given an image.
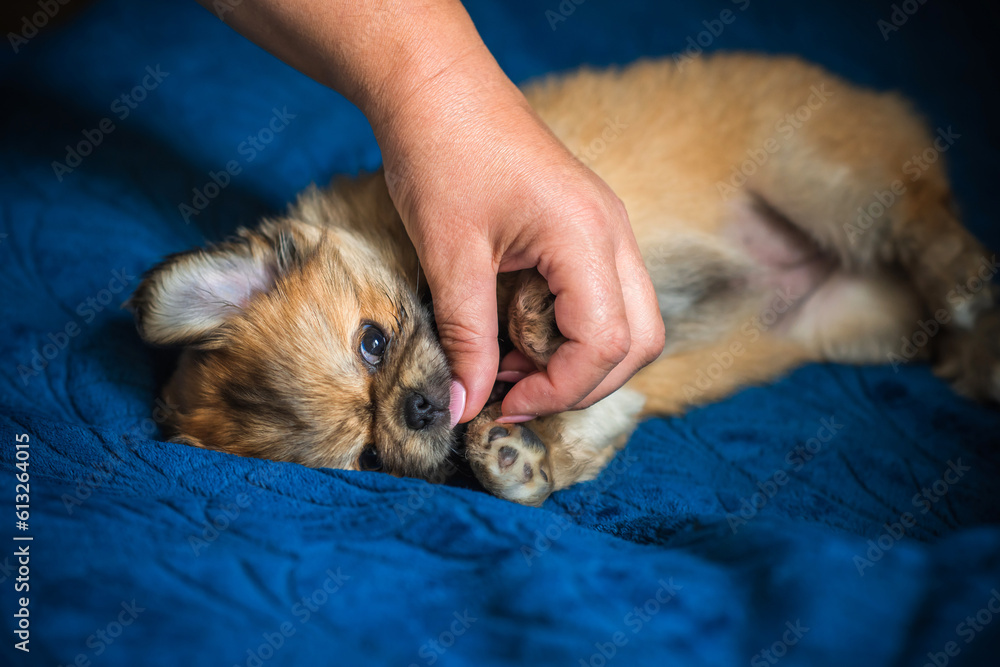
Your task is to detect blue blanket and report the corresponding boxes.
[2,1,999,665]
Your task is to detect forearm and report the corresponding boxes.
[196,0,521,134]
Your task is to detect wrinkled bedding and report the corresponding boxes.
[1,1,999,665]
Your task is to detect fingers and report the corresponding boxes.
[576,239,665,407]
[422,255,501,425]
[500,225,631,416]
[378,78,664,423]
[502,226,664,417]
[499,349,536,374]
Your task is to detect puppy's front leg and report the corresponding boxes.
[464,405,555,506]
[465,389,644,506]
[466,269,644,505]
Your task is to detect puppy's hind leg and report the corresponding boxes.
[746,79,999,400]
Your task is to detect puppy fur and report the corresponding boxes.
[129,53,1000,505]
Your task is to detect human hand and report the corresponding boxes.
[371,54,665,424]
[203,0,664,424]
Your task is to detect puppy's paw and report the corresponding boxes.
[507,270,565,368]
[465,407,554,506]
[935,308,1000,403]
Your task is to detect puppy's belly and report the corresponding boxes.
[722,195,836,329]
[720,194,921,359]
[637,194,836,352]
[639,189,915,361]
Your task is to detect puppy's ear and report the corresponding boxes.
[126,229,295,348]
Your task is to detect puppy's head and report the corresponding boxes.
[128,180,456,481]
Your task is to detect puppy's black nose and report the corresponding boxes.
[404,392,444,430]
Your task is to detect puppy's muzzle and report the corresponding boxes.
[403,391,445,430]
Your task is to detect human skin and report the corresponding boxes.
[195,0,666,423]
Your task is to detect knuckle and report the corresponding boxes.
[591,323,631,367]
[608,195,629,224]
[563,204,607,237]
[639,320,667,363]
[556,191,621,233]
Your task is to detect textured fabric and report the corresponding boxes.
[1,1,999,665]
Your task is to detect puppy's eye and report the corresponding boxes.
[358,445,382,471]
[359,324,388,366]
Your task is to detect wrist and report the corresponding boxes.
[361,38,522,146]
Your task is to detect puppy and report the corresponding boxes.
[128,53,1000,506]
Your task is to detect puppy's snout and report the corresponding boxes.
[403,391,444,430]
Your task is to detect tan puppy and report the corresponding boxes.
[128,53,999,506]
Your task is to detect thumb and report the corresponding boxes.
[422,255,500,425]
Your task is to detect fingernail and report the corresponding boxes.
[448,381,466,428]
[496,370,528,383]
[496,414,535,424]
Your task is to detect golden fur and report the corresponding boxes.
[129,53,999,505]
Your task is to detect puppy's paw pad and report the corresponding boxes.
[466,417,554,506]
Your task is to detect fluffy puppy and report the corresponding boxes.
[129,53,1000,506]
[128,178,456,482]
